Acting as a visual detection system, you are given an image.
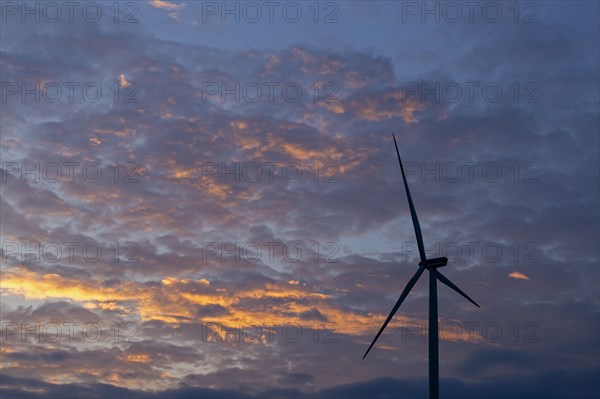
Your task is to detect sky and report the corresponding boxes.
[0,1,599,398]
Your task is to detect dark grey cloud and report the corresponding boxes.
[2,369,599,399]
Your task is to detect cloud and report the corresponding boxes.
[148,0,186,20]
[509,272,531,280]
[149,0,184,11]
[2,370,599,399]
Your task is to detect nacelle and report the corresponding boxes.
[419,257,448,268]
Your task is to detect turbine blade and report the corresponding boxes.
[436,271,480,308]
[392,133,426,263]
[363,266,426,359]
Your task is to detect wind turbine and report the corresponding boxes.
[362,133,480,399]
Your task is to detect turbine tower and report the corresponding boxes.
[362,133,480,399]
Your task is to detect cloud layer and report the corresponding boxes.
[1,1,598,398]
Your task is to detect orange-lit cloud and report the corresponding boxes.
[118,74,131,88]
[149,0,186,20]
[1,268,424,337]
[149,0,184,11]
[348,95,426,123]
[509,272,531,280]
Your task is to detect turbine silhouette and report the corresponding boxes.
[362,133,480,399]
